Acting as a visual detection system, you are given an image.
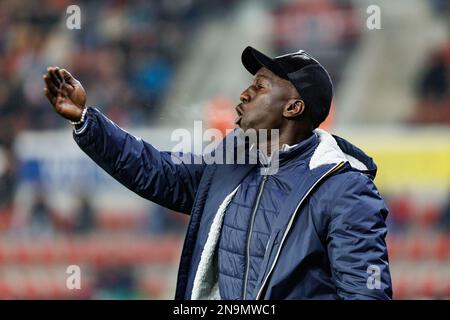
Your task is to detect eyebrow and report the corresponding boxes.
[254,74,271,83]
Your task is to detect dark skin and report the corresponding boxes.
[236,67,314,151]
[43,66,313,151]
[43,66,86,122]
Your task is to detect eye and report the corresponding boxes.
[257,83,265,89]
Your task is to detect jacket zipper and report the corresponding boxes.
[242,174,268,299]
[255,161,345,300]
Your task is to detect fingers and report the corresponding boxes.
[43,66,77,108]
[48,67,62,88]
[44,87,56,105]
[43,73,60,97]
[59,69,75,85]
[54,67,64,84]
[43,67,61,90]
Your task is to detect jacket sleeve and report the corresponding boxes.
[326,171,393,300]
[72,107,206,214]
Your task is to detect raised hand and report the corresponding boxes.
[43,67,87,122]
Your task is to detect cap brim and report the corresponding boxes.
[241,46,287,79]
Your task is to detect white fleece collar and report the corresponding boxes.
[310,129,368,171]
[191,185,240,300]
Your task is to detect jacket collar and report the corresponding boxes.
[311,129,377,179]
[256,132,317,169]
[254,128,377,178]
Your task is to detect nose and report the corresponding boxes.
[240,88,251,104]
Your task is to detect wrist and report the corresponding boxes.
[70,107,88,126]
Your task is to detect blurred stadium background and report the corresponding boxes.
[0,0,449,299]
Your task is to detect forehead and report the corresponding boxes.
[254,67,278,80]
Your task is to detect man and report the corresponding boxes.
[43,46,392,299]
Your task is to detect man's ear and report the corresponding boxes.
[283,99,305,118]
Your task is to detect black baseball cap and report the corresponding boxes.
[241,46,333,128]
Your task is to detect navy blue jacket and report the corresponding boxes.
[73,107,393,300]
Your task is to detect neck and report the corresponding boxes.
[278,130,312,149]
[257,127,313,156]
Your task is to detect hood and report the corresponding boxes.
[310,129,378,179]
